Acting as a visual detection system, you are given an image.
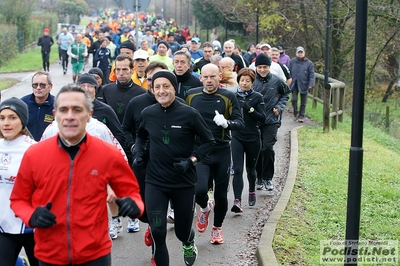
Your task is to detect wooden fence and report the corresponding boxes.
[309,73,346,131]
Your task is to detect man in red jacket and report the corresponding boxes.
[10,84,144,266]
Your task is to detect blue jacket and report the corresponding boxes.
[94,47,111,70]
[20,93,55,141]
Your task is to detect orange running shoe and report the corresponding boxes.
[196,201,212,232]
[210,226,224,244]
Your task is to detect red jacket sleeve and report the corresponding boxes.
[10,153,37,226]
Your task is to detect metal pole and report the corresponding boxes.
[323,0,331,132]
[256,8,259,45]
[324,0,330,88]
[344,0,368,265]
[135,0,140,49]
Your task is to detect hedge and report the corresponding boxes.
[0,24,18,67]
[0,12,59,67]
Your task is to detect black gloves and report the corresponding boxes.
[132,157,144,169]
[29,202,57,228]
[239,100,251,112]
[173,158,192,173]
[115,197,140,219]
[132,137,147,169]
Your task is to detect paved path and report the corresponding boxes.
[1,60,307,265]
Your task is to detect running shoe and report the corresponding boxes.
[210,226,224,244]
[16,256,30,266]
[248,192,256,206]
[127,218,140,233]
[167,208,175,223]
[183,242,198,266]
[230,199,243,213]
[144,225,153,246]
[264,180,274,191]
[109,217,122,239]
[256,178,264,190]
[21,256,30,266]
[197,201,212,232]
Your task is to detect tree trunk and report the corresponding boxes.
[382,78,396,102]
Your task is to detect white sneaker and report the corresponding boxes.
[109,217,122,239]
[127,218,140,233]
[167,208,174,223]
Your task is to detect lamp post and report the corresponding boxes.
[256,8,259,45]
[344,0,368,265]
[324,0,331,88]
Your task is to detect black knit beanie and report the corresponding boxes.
[157,40,170,50]
[120,41,136,52]
[88,67,104,80]
[77,73,98,89]
[152,71,178,92]
[0,97,29,128]
[255,53,272,66]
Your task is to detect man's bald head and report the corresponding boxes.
[201,64,221,94]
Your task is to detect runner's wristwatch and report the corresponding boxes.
[190,156,198,166]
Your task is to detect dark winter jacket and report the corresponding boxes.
[102,80,146,123]
[174,69,203,99]
[186,87,244,145]
[91,99,125,150]
[233,88,266,142]
[20,93,55,141]
[136,100,215,187]
[288,57,315,94]
[37,35,54,52]
[253,72,290,125]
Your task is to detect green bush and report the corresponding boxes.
[0,24,18,66]
[20,12,59,49]
[0,13,58,67]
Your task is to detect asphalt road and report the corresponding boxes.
[1,60,301,266]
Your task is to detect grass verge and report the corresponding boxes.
[0,79,19,91]
[0,46,59,73]
[273,102,400,265]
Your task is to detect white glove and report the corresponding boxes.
[213,110,228,128]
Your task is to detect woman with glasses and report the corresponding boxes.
[0,97,38,266]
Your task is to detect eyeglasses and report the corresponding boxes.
[32,83,48,89]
